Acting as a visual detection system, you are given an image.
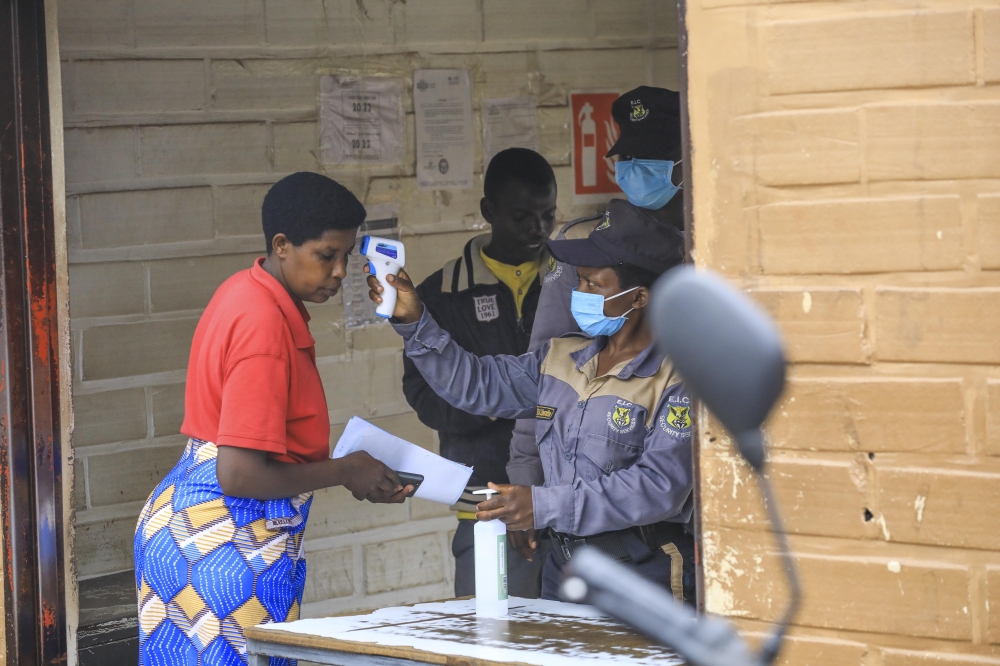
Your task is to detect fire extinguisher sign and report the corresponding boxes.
[570,91,622,202]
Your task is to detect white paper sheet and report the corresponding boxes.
[481,95,540,172]
[413,69,474,190]
[332,417,473,505]
[320,76,404,165]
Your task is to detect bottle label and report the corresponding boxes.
[497,534,508,600]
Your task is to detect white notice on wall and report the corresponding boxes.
[413,69,474,190]
[481,96,539,172]
[320,76,404,165]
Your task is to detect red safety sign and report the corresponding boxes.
[570,92,622,198]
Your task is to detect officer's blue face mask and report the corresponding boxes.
[570,286,639,337]
[614,158,682,209]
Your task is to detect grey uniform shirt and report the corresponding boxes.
[507,213,603,487]
[394,308,694,537]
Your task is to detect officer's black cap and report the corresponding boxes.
[547,199,685,275]
[605,86,682,160]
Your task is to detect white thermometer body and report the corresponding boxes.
[361,235,406,319]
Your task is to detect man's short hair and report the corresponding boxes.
[483,148,556,203]
[262,172,366,254]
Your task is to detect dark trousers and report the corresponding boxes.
[540,530,696,604]
[452,519,546,598]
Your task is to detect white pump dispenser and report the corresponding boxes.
[472,489,508,617]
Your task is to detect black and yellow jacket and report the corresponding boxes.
[402,234,542,498]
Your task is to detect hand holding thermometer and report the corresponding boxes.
[361,236,406,318]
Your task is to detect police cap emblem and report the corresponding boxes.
[630,100,649,122]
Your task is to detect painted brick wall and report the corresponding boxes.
[59,0,679,616]
[686,0,1000,663]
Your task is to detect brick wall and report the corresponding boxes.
[686,0,1000,663]
[59,0,678,616]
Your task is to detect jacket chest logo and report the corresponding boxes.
[607,402,637,434]
[473,294,499,322]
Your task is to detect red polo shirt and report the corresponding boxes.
[180,257,330,463]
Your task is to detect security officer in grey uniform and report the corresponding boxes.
[401,148,557,599]
[367,199,695,602]
[506,87,687,565]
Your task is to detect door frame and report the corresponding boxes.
[0,0,69,662]
[675,0,705,612]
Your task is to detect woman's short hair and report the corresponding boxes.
[262,172,366,253]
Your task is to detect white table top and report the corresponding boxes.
[248,597,685,665]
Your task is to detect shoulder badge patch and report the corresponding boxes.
[544,255,563,283]
[473,294,499,322]
[630,99,649,122]
[666,405,691,430]
[607,400,638,434]
[536,405,557,420]
[595,211,611,231]
[659,399,692,439]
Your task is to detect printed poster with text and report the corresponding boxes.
[319,76,404,165]
[570,92,622,203]
[414,69,474,191]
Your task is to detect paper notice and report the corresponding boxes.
[320,76,404,165]
[342,206,398,329]
[414,69,474,190]
[333,417,473,506]
[481,96,540,172]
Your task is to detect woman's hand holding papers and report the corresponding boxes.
[475,482,534,531]
[343,450,413,503]
[215,446,412,503]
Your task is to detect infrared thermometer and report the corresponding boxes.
[361,236,406,319]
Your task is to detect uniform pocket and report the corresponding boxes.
[582,434,642,475]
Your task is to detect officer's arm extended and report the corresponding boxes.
[534,383,695,536]
[370,267,544,419]
[393,307,545,420]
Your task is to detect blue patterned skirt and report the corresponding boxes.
[134,439,313,665]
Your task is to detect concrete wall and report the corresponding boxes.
[59,0,678,616]
[686,0,1000,663]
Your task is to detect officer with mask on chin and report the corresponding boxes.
[505,86,686,567]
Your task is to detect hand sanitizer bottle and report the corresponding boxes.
[472,489,508,617]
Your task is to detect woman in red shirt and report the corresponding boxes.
[134,172,411,666]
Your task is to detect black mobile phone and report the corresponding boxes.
[396,471,424,497]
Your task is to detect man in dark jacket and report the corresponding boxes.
[402,148,557,598]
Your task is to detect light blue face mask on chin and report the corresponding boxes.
[615,158,682,209]
[570,286,639,337]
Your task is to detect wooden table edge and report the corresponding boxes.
[244,625,542,666]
